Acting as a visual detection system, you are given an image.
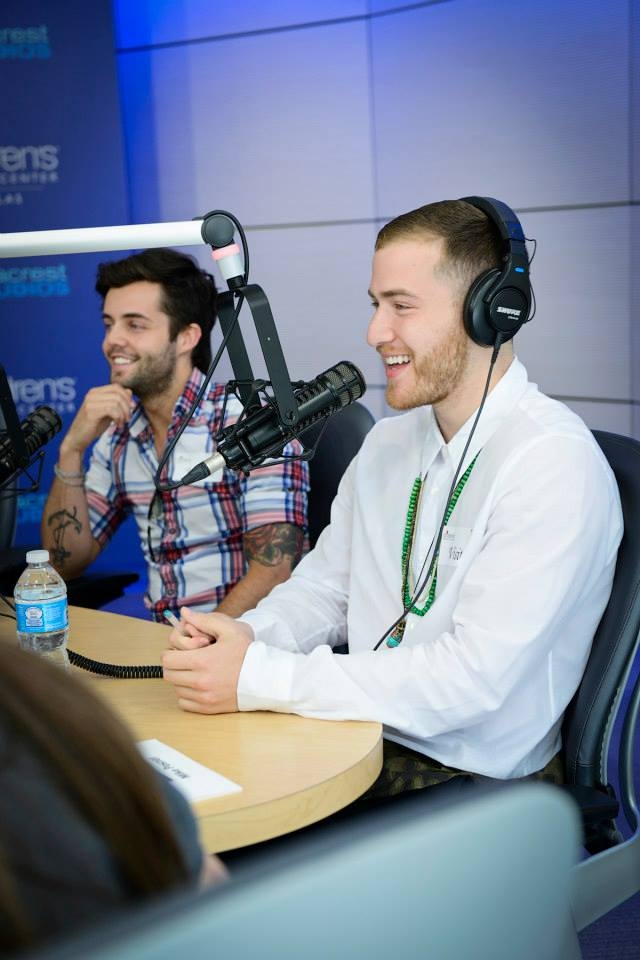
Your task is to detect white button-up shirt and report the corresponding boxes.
[237,359,622,778]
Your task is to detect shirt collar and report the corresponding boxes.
[123,401,147,441]
[173,367,206,422]
[420,356,529,476]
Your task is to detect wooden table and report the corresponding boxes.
[28,607,382,853]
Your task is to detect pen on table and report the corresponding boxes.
[163,609,215,646]
[163,610,186,634]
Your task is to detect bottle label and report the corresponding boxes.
[15,598,68,633]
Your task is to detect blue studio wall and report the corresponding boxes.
[0,0,141,570]
[2,0,639,588]
[111,0,640,444]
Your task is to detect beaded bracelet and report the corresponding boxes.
[54,463,85,486]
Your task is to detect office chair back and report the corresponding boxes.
[27,784,582,960]
[561,430,640,850]
[300,400,375,547]
[568,433,640,930]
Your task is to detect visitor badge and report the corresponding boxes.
[439,525,472,567]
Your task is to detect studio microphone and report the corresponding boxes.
[0,405,62,485]
[201,213,245,290]
[179,361,366,484]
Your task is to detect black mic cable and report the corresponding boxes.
[178,361,366,485]
[153,210,249,495]
[146,293,250,559]
[201,211,249,290]
[373,334,505,651]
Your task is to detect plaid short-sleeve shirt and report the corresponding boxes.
[85,369,309,621]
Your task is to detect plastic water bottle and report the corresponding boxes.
[14,549,69,670]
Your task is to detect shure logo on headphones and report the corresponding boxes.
[496,306,521,317]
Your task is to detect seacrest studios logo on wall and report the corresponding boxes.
[10,372,78,530]
[11,373,77,532]
[0,25,51,60]
[8,375,77,419]
[0,144,59,188]
[0,264,70,298]
[17,492,48,526]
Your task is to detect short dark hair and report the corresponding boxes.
[375,199,502,302]
[95,248,217,373]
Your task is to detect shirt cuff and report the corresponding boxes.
[237,641,296,712]
[238,609,302,653]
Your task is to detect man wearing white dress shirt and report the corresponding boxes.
[162,198,623,797]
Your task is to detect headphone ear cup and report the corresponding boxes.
[464,269,501,347]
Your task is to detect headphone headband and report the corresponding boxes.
[459,196,532,347]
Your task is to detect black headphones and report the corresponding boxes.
[459,196,532,348]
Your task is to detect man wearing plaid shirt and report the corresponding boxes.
[41,248,308,621]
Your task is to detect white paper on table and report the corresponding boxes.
[138,739,242,802]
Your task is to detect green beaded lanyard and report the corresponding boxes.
[387,453,479,648]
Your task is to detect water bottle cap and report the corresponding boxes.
[26,549,50,564]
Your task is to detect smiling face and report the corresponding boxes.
[367,236,470,411]
[101,281,184,401]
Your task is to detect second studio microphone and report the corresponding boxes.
[0,405,63,486]
[179,361,366,484]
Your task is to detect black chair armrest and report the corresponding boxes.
[66,572,140,610]
[561,783,619,823]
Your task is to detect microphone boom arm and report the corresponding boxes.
[219,283,302,428]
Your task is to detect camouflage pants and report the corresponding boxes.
[363,740,564,801]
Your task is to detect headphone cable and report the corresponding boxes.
[373,334,505,651]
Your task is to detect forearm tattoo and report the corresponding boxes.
[47,507,82,568]
[244,523,304,569]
